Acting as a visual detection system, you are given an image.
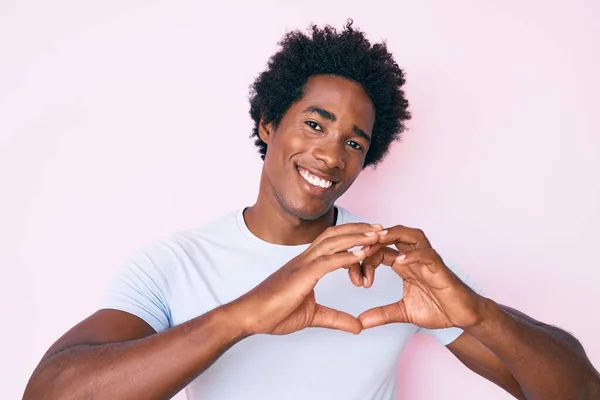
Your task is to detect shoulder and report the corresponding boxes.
[170,209,241,250]
[125,209,242,275]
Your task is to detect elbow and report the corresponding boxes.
[585,370,600,400]
[23,363,91,400]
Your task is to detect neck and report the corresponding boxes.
[244,176,336,246]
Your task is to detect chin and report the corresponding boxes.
[291,207,329,221]
[279,194,334,222]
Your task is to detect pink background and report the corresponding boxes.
[1,1,599,399]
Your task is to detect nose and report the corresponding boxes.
[313,139,346,170]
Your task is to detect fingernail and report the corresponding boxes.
[370,224,383,229]
[364,231,376,236]
[363,276,368,286]
[377,230,388,235]
[352,250,365,257]
[361,245,371,252]
[395,254,406,262]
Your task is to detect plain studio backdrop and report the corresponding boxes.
[1,1,599,399]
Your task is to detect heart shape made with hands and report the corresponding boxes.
[341,225,482,331]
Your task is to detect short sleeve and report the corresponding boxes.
[416,261,484,345]
[100,242,175,333]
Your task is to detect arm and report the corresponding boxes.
[448,301,600,399]
[24,223,385,400]
[357,225,600,400]
[23,306,245,400]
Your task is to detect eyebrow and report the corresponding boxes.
[302,106,371,143]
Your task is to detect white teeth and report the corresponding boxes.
[299,168,332,189]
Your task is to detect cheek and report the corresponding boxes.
[343,174,359,189]
[264,134,298,176]
[273,131,309,162]
[271,128,296,151]
[348,154,366,174]
[341,162,364,186]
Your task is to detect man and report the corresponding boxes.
[24,21,599,399]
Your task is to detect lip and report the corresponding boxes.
[296,166,336,196]
[296,166,339,183]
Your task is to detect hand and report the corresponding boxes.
[357,225,485,330]
[228,223,388,336]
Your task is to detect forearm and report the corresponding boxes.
[24,305,247,400]
[467,298,600,399]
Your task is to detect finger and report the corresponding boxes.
[305,231,381,261]
[362,246,400,268]
[345,242,380,287]
[360,246,399,288]
[392,248,440,274]
[347,261,363,287]
[377,225,431,249]
[392,242,414,255]
[311,249,368,276]
[362,263,376,288]
[358,301,409,329]
[310,303,362,334]
[358,242,383,288]
[338,246,370,287]
[309,222,384,249]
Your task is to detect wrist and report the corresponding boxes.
[466,297,510,335]
[213,301,254,342]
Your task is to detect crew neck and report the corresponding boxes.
[235,206,345,249]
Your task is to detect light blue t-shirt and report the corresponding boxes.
[101,207,477,400]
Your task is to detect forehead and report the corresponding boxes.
[294,75,376,131]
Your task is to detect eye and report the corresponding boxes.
[346,140,364,152]
[305,120,323,131]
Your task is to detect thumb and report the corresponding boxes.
[358,300,409,329]
[310,304,362,334]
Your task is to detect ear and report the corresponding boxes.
[258,118,274,144]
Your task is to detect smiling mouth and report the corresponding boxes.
[297,166,335,190]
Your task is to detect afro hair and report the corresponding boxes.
[248,20,411,168]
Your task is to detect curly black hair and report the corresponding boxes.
[248,20,411,168]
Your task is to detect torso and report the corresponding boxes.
[165,208,415,400]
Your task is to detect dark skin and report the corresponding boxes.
[21,76,383,400]
[23,75,599,399]
[355,232,600,399]
[244,75,375,244]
